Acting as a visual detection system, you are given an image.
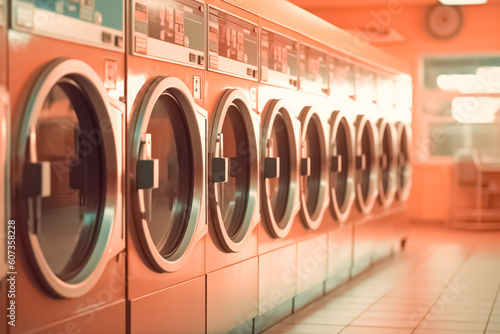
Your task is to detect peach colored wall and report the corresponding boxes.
[300,1,500,222]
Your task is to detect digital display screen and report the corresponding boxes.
[133,0,204,65]
[208,7,258,78]
[331,57,355,98]
[299,44,328,94]
[261,29,298,86]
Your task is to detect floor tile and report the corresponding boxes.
[417,320,486,331]
[262,323,344,334]
[256,225,500,334]
[339,326,412,334]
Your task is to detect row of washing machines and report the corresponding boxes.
[0,0,413,333]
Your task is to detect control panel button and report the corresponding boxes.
[189,53,197,63]
[115,36,123,48]
[102,32,112,44]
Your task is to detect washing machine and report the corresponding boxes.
[8,0,126,332]
[324,55,357,293]
[125,0,208,333]
[350,65,381,277]
[393,117,412,251]
[204,1,260,332]
[291,41,331,312]
[369,74,402,262]
[255,20,302,332]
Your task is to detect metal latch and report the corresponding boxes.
[137,133,159,190]
[23,162,51,197]
[356,154,367,170]
[300,157,311,176]
[265,157,280,179]
[331,155,342,173]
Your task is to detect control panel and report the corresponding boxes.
[261,29,298,89]
[377,75,396,108]
[356,67,377,104]
[330,57,355,101]
[133,0,205,67]
[207,6,258,80]
[12,0,124,51]
[299,44,329,95]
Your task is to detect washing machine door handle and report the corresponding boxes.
[300,157,311,176]
[331,155,342,173]
[264,138,280,179]
[136,133,160,190]
[212,133,229,183]
[398,152,406,168]
[136,133,159,224]
[356,154,367,171]
[380,153,388,169]
[23,127,51,198]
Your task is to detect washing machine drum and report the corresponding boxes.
[354,115,379,214]
[209,89,259,253]
[16,59,123,298]
[298,106,328,230]
[261,99,300,239]
[130,76,207,273]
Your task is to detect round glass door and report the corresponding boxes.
[209,89,259,253]
[261,99,299,239]
[329,111,355,223]
[396,122,412,201]
[377,119,397,207]
[299,106,328,230]
[130,77,206,272]
[354,115,379,214]
[15,59,121,298]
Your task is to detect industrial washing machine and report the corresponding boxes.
[255,19,302,332]
[324,55,357,293]
[205,1,261,332]
[393,74,413,249]
[350,65,381,277]
[370,73,402,262]
[126,0,208,333]
[292,41,331,312]
[8,0,126,332]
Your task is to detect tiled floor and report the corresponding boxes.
[263,224,500,334]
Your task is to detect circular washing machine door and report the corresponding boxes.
[209,89,259,253]
[261,99,300,239]
[395,122,412,201]
[354,115,379,214]
[329,111,355,223]
[14,59,123,298]
[299,106,328,230]
[376,119,398,207]
[129,76,207,272]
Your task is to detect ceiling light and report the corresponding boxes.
[439,0,487,5]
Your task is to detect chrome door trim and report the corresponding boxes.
[129,76,208,272]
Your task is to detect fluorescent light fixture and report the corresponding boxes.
[439,0,487,5]
[451,97,500,123]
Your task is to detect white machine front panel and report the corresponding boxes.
[261,29,298,89]
[207,6,258,80]
[132,0,205,67]
[12,0,124,51]
[299,44,329,95]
